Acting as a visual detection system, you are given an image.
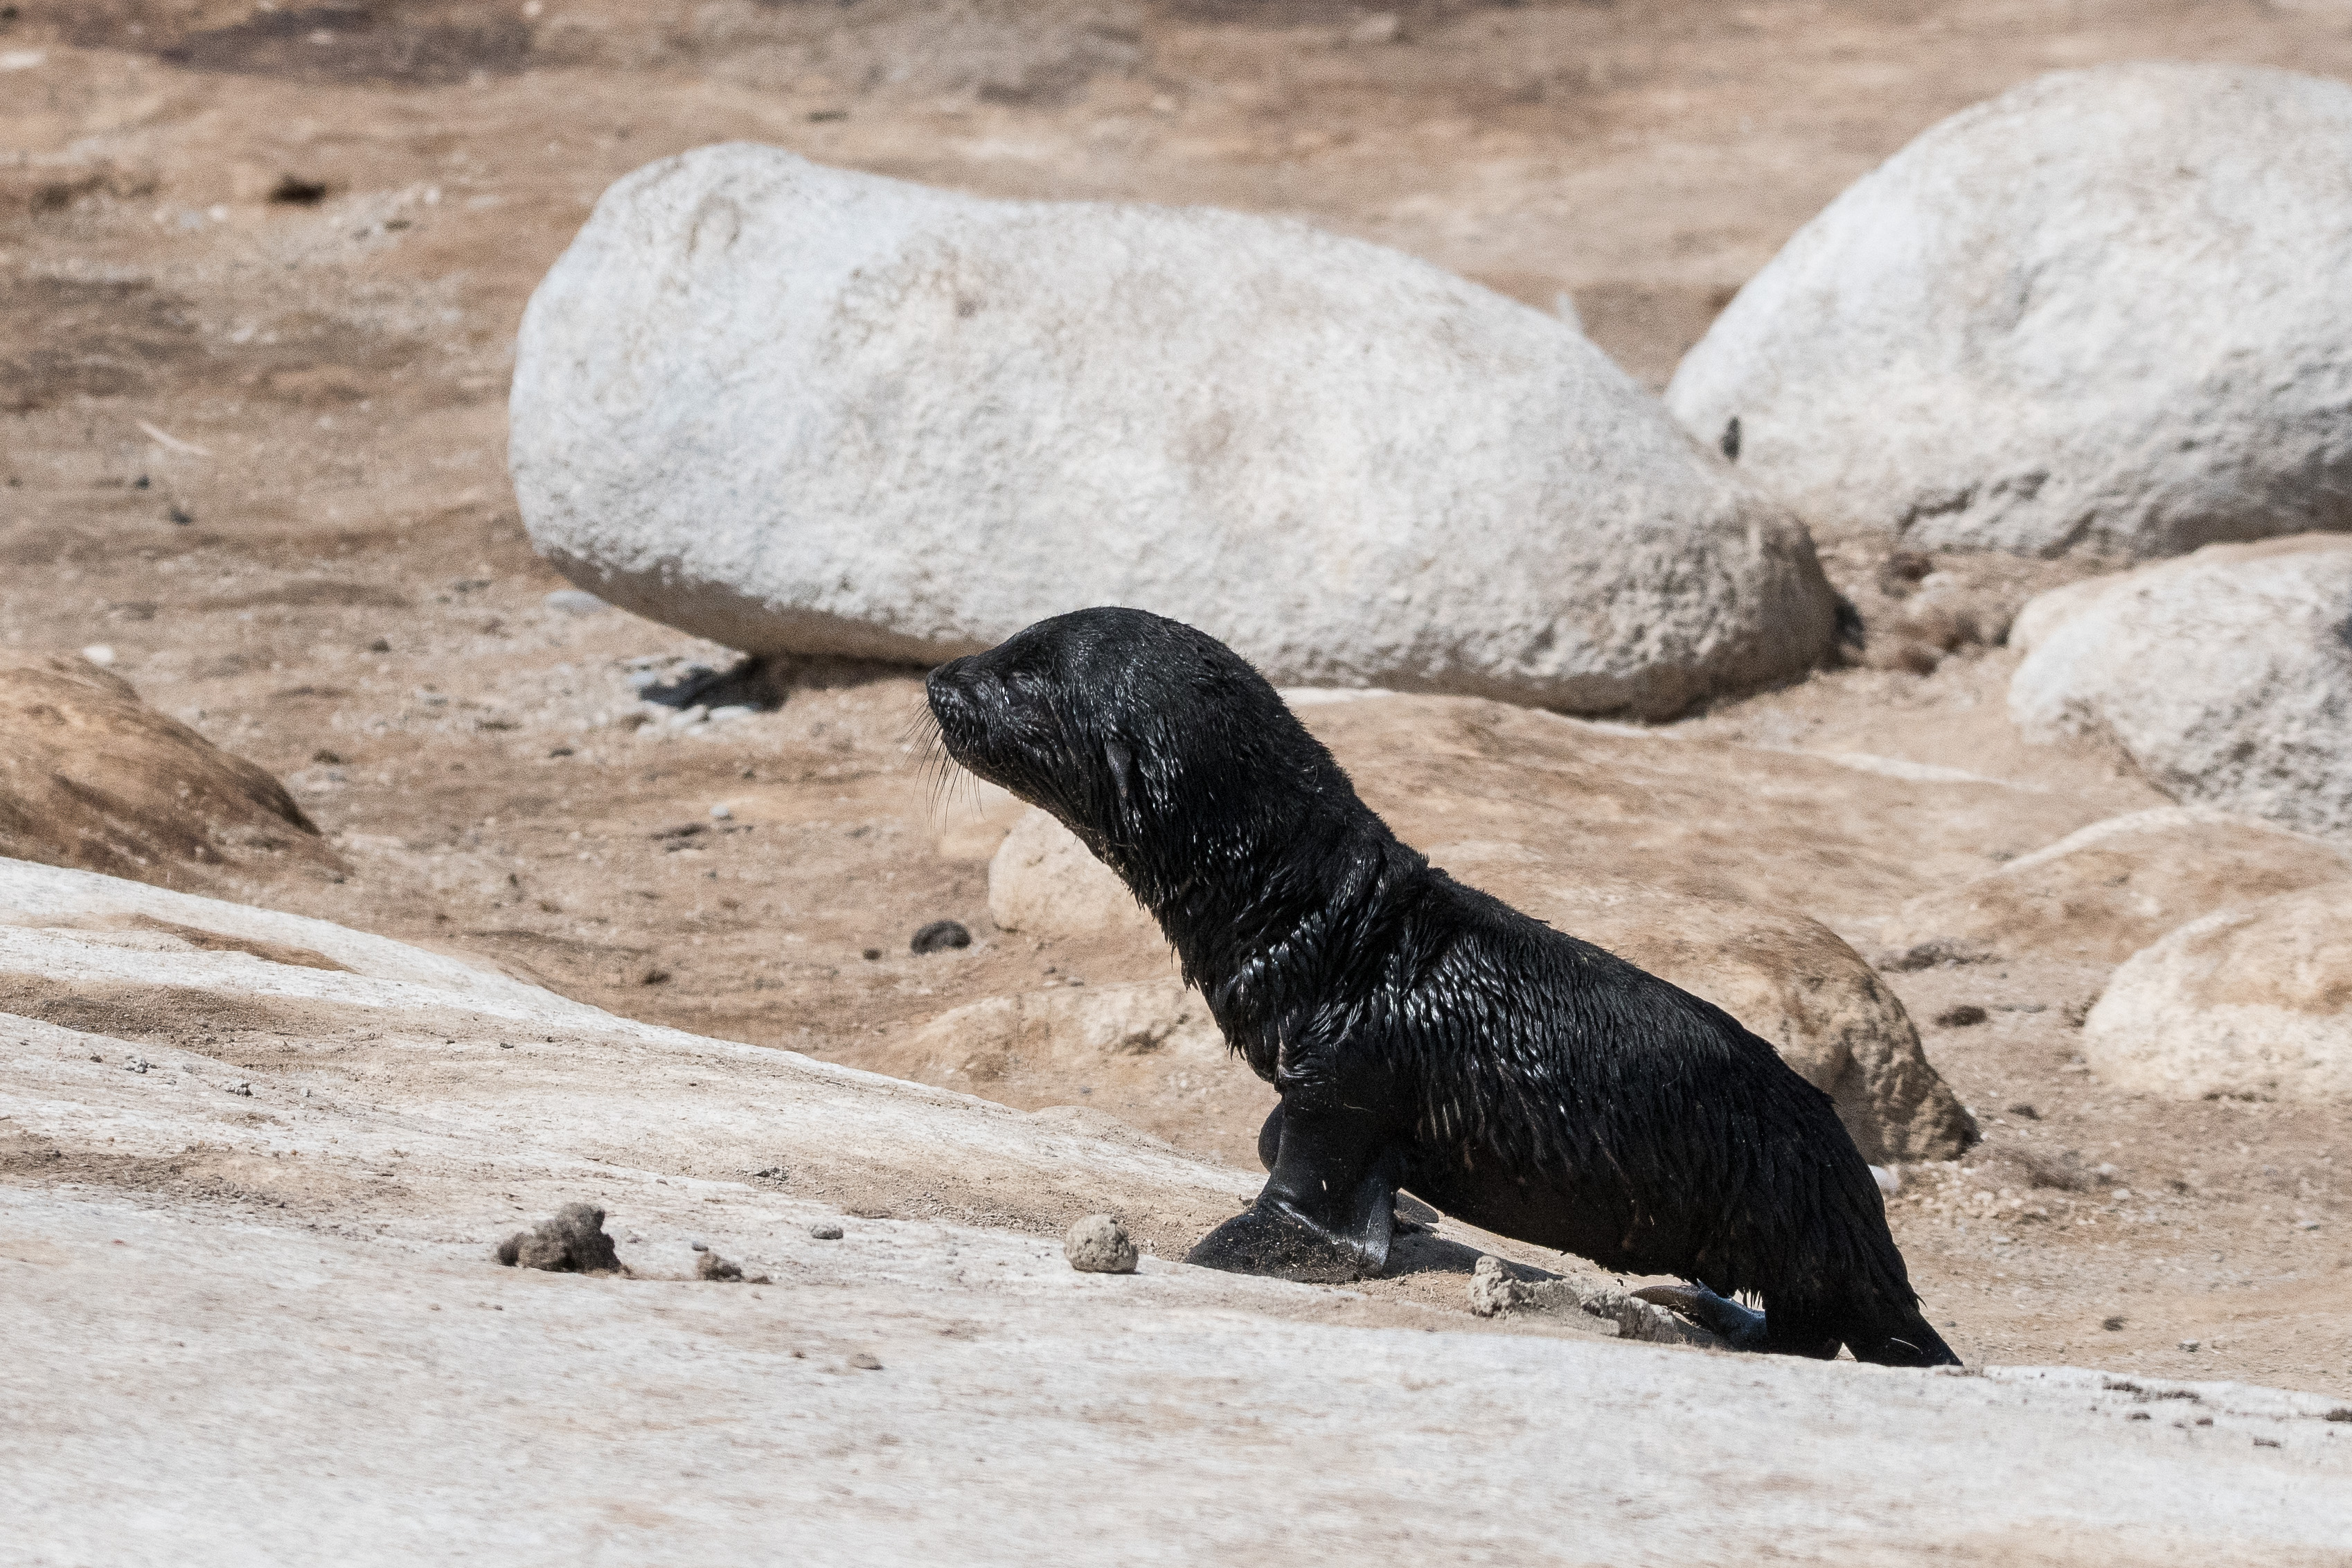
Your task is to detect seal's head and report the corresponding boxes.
[925,607,1352,902]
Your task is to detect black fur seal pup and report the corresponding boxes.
[927,607,1958,1367]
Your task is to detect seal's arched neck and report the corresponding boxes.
[1087,742,1429,1083]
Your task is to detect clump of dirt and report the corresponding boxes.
[694,1248,767,1283]
[495,1202,621,1274]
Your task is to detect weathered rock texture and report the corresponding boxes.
[1668,64,2352,558]
[0,651,341,891]
[2009,537,2352,839]
[1882,807,2352,966]
[512,143,1838,717]
[6,859,2350,1563]
[1468,1254,1722,1346]
[2084,882,2352,1103]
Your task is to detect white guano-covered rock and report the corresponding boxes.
[1667,64,2352,558]
[2008,537,2352,839]
[2084,882,2352,1103]
[512,143,1838,718]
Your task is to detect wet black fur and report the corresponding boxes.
[928,607,1957,1367]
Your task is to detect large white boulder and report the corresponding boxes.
[2008,537,2352,839]
[512,144,1838,718]
[2084,882,2352,1103]
[1666,64,2352,558]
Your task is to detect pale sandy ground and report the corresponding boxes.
[3,2,2351,1557]
[6,861,2349,1566]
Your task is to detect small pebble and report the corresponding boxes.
[1064,1213,1139,1274]
[1934,1004,1988,1028]
[850,1352,882,1371]
[861,947,882,961]
[123,1057,150,1075]
[2103,1315,2126,1331]
[690,1240,708,1252]
[709,803,732,820]
[2180,1339,2200,1352]
[809,1222,844,1240]
[80,644,115,667]
[909,918,972,955]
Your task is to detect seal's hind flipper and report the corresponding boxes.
[1630,1284,1773,1351]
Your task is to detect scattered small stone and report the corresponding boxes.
[709,803,732,820]
[228,1081,252,1097]
[2180,1339,2200,1352]
[367,637,391,653]
[2007,1103,2040,1120]
[696,1249,753,1282]
[268,173,329,205]
[543,588,608,616]
[80,644,114,667]
[849,1352,882,1371]
[2297,1218,2323,1230]
[1879,938,1993,972]
[751,1166,789,1183]
[689,1240,708,1252]
[1064,1213,1139,1274]
[494,1202,623,1274]
[311,748,344,765]
[123,1056,150,1075]
[2103,1315,2127,1331]
[2254,1436,2282,1448]
[808,1222,844,1240]
[640,967,671,985]
[1936,1004,1989,1028]
[861,947,882,961]
[910,919,972,955]
[846,1206,892,1220]
[167,506,193,526]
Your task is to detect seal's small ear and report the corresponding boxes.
[1104,738,1137,814]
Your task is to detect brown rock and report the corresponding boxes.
[0,652,342,891]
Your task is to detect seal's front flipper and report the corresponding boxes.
[1630,1284,1772,1351]
[1189,1100,1397,1283]
[1186,1201,1378,1283]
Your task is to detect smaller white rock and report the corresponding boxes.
[709,803,732,820]
[1870,1166,1901,1197]
[544,589,608,616]
[80,645,114,668]
[1064,1213,1139,1274]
